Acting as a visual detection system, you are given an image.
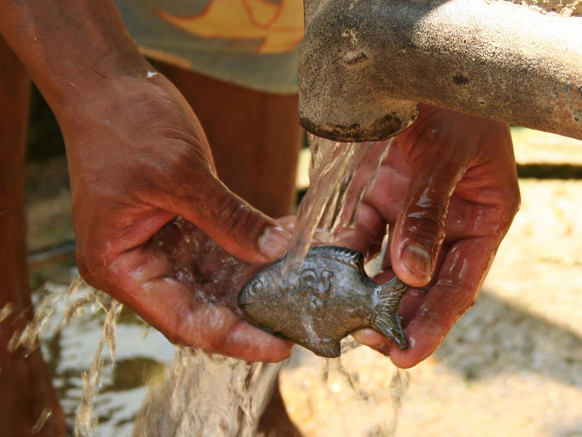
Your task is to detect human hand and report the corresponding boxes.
[58,72,292,362]
[346,105,520,367]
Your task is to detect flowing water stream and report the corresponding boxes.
[283,135,391,273]
[11,134,410,436]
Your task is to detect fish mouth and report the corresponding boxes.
[238,300,269,309]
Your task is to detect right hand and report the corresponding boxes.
[338,106,520,367]
[58,72,292,362]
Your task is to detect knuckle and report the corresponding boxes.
[435,280,477,322]
[405,204,447,246]
[417,305,450,336]
[216,201,259,241]
[496,184,522,231]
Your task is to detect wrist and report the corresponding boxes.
[34,25,153,118]
[50,53,157,125]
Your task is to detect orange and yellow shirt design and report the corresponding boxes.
[156,0,304,54]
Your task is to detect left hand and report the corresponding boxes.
[61,73,293,362]
[345,105,521,368]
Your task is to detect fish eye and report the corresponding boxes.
[251,279,264,295]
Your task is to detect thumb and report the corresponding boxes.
[168,170,290,264]
[391,147,465,287]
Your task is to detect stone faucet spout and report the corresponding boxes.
[299,0,582,142]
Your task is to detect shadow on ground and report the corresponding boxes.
[435,289,582,386]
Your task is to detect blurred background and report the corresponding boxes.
[26,86,582,436]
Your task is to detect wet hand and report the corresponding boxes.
[348,105,520,367]
[59,73,292,362]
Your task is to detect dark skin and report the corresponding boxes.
[346,105,520,367]
[1,1,302,433]
[0,35,67,437]
[0,0,520,435]
[157,64,301,217]
[0,0,297,362]
[0,0,520,364]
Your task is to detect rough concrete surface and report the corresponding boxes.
[514,0,582,16]
[299,0,582,142]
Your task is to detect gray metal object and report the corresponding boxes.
[239,246,409,358]
[299,0,582,141]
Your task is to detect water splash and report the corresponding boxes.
[131,220,281,436]
[8,275,86,356]
[134,348,280,437]
[17,133,408,436]
[0,302,15,324]
[388,368,410,435]
[280,343,410,437]
[282,134,391,273]
[7,276,124,436]
[32,407,54,434]
[74,296,122,437]
[278,134,410,436]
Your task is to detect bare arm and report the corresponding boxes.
[0,0,292,361]
[0,0,151,111]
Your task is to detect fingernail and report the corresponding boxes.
[258,226,289,259]
[402,245,431,282]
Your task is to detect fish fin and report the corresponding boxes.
[371,277,409,350]
[308,245,364,268]
[304,338,342,358]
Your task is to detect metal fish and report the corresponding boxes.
[238,245,409,358]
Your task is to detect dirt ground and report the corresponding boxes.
[279,178,582,437]
[25,128,582,436]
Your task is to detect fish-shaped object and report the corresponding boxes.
[238,245,409,358]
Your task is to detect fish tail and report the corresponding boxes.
[371,277,409,350]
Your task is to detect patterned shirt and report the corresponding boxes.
[116,0,303,93]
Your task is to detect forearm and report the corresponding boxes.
[0,0,151,115]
